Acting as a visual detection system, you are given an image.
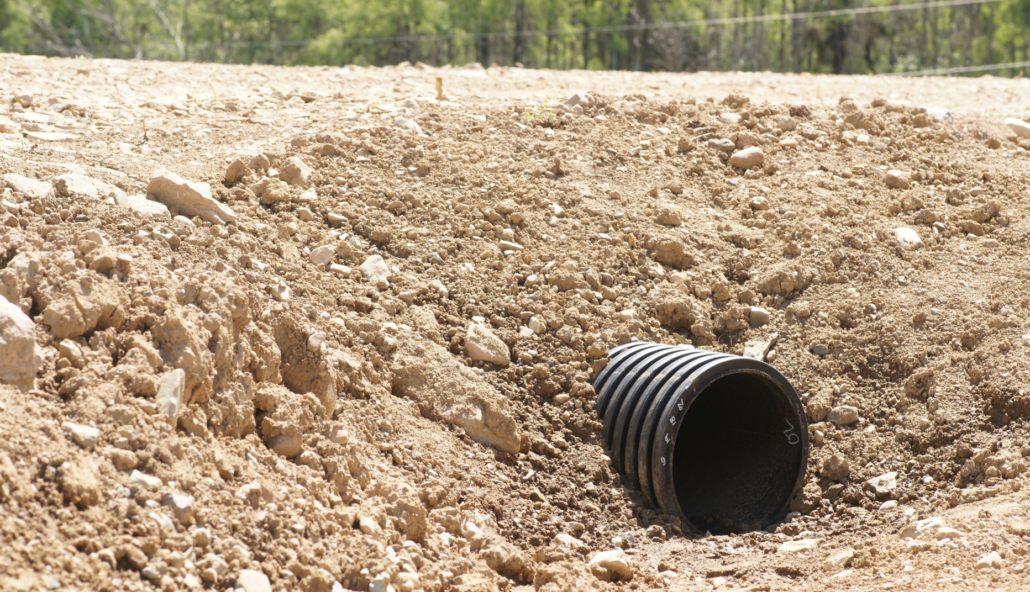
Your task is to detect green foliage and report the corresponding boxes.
[0,0,1027,75]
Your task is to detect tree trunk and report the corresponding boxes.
[513,0,527,65]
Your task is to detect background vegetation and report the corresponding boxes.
[0,0,1027,75]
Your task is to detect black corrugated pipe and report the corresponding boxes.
[593,342,808,534]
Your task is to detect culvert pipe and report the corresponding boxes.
[593,342,808,534]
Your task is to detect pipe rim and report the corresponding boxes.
[650,360,808,533]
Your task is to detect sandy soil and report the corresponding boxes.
[1,54,1030,592]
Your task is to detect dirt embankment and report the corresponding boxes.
[1,55,1030,592]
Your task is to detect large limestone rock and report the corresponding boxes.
[2,173,53,199]
[0,294,43,390]
[147,169,236,225]
[53,174,126,202]
[359,255,391,285]
[391,340,521,453]
[465,323,510,367]
[114,194,171,219]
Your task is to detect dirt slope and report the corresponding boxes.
[1,55,1030,592]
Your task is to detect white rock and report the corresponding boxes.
[114,194,171,219]
[192,527,212,546]
[655,203,682,226]
[528,316,547,334]
[1005,118,1030,138]
[2,173,54,199]
[975,551,1002,569]
[894,227,922,248]
[53,174,126,202]
[359,255,391,285]
[307,332,325,352]
[719,113,742,125]
[588,549,634,581]
[518,326,534,338]
[499,240,524,251]
[823,549,854,571]
[271,282,292,302]
[465,324,510,367]
[729,146,764,169]
[749,195,771,210]
[61,422,99,448]
[235,570,272,592]
[886,170,911,189]
[828,405,860,426]
[779,538,820,554]
[279,157,314,188]
[900,516,944,539]
[129,470,162,487]
[161,491,195,523]
[394,117,422,135]
[309,245,334,266]
[359,516,380,535]
[864,472,898,497]
[156,369,186,421]
[147,169,235,225]
[0,294,42,389]
[749,306,770,326]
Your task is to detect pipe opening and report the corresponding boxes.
[672,370,804,533]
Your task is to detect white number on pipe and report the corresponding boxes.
[783,417,800,445]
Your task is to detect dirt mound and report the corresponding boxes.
[2,55,1030,592]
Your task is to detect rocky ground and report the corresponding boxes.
[1,54,1030,592]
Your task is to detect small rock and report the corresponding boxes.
[879,500,898,511]
[864,472,898,499]
[828,405,860,426]
[935,527,965,540]
[588,549,634,581]
[0,294,43,389]
[654,203,682,226]
[900,516,944,539]
[193,527,212,546]
[1004,118,1030,138]
[307,332,325,352]
[778,539,820,554]
[62,422,99,448]
[271,282,292,302]
[279,156,314,188]
[359,255,391,285]
[236,570,272,592]
[813,344,829,356]
[749,195,771,210]
[309,245,334,267]
[156,369,186,422]
[394,117,422,135]
[224,159,251,184]
[820,453,850,481]
[728,146,764,169]
[148,170,235,225]
[886,170,911,189]
[823,549,854,571]
[749,306,770,326]
[465,324,510,367]
[359,516,380,535]
[161,492,195,523]
[528,316,547,334]
[975,551,1002,570]
[129,470,162,488]
[894,227,922,248]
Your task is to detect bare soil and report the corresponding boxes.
[2,55,1030,592]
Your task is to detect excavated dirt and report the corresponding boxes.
[2,55,1030,592]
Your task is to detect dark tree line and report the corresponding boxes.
[1,0,1028,75]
